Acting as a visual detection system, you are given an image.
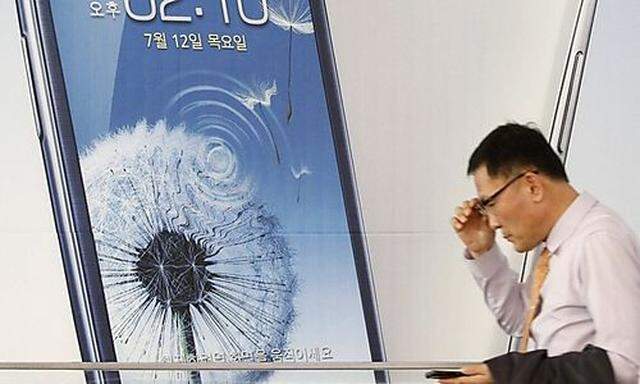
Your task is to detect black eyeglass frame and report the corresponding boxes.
[476,169,539,216]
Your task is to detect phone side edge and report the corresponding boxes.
[309,1,388,382]
[17,0,120,375]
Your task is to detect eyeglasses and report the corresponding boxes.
[476,170,538,216]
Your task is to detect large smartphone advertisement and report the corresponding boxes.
[11,1,627,383]
[18,0,383,382]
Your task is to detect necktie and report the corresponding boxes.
[518,247,552,352]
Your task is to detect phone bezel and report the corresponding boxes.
[30,0,118,364]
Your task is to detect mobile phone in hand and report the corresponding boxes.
[425,369,468,380]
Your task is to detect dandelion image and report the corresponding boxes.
[233,80,281,163]
[290,165,311,203]
[80,121,296,383]
[268,0,314,123]
[236,80,278,110]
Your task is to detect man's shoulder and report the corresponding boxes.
[573,199,636,243]
[582,200,629,230]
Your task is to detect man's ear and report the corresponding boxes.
[525,172,544,203]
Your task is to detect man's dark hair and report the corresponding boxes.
[467,123,568,181]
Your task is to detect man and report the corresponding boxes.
[444,124,640,384]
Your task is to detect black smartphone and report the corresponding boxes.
[425,370,468,380]
[16,0,385,383]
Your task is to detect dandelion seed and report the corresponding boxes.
[234,80,281,164]
[236,80,278,110]
[290,165,311,203]
[268,0,314,34]
[268,0,314,123]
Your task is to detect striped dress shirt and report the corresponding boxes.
[467,192,640,383]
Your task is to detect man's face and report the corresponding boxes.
[473,165,541,253]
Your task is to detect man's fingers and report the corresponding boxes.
[438,364,492,384]
[461,201,474,216]
[461,364,489,375]
[439,375,490,384]
[452,198,486,235]
[454,213,468,225]
[437,364,492,384]
[463,199,480,212]
[454,205,471,223]
[451,217,464,231]
[439,376,475,384]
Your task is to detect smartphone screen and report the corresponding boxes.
[38,0,382,382]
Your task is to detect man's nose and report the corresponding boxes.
[487,213,501,230]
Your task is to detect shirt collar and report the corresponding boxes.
[544,192,598,254]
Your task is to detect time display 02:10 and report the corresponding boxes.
[124,0,269,25]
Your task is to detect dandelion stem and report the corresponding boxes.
[287,27,294,123]
[176,307,202,384]
[258,104,281,164]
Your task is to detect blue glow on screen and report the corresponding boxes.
[50,1,375,382]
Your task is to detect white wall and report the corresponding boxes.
[326,0,579,363]
[0,0,579,372]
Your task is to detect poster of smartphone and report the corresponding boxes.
[18,0,385,382]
